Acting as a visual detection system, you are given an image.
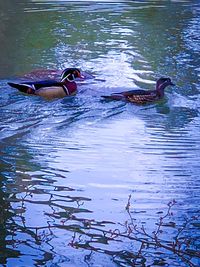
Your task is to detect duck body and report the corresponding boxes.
[8,79,77,99]
[101,77,175,104]
[8,68,82,100]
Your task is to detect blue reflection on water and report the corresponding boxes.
[1,0,200,266]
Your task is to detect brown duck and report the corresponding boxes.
[101,77,175,104]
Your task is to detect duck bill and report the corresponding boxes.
[170,82,175,86]
[77,72,85,80]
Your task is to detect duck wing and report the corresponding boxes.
[115,89,153,96]
[127,93,158,104]
[101,89,155,101]
[8,80,61,93]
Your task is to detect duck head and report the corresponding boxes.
[60,68,83,82]
[156,77,175,90]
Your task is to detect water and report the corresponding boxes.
[0,1,200,266]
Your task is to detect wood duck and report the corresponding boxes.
[101,77,175,104]
[8,68,83,100]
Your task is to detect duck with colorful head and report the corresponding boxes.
[8,68,83,100]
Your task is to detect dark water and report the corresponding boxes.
[0,1,200,266]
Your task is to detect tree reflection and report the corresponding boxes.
[66,198,200,267]
[131,1,200,95]
[0,1,23,78]
[0,162,21,265]
[2,173,199,267]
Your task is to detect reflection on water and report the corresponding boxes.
[1,0,200,266]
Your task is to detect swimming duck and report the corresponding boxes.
[101,77,175,104]
[8,68,83,99]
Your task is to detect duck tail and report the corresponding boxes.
[7,82,33,94]
[8,82,26,91]
[101,94,125,101]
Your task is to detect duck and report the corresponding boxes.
[101,77,175,104]
[7,68,83,100]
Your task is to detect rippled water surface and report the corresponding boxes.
[1,1,200,266]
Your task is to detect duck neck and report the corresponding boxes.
[65,74,75,82]
[157,83,168,97]
[62,80,77,95]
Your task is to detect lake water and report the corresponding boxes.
[0,1,200,266]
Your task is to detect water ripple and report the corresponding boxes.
[1,1,200,266]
